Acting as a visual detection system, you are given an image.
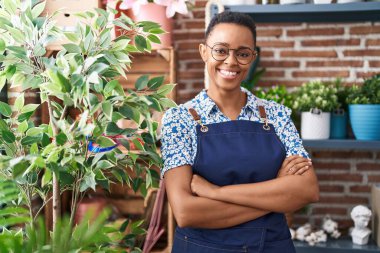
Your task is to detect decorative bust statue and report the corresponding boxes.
[350,205,372,245]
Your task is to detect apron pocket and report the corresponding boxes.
[263,237,296,253]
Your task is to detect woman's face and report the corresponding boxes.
[199,23,255,92]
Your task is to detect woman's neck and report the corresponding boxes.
[207,86,247,120]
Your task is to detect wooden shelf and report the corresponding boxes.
[211,2,380,23]
[303,139,380,150]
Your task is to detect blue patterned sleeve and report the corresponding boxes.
[271,102,310,158]
[160,106,194,177]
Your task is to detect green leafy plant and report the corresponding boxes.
[346,74,380,105]
[253,85,293,109]
[0,0,175,250]
[292,80,339,112]
[332,78,350,111]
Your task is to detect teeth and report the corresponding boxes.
[220,70,237,76]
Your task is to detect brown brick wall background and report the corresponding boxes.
[173,0,380,232]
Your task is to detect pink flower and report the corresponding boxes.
[119,0,149,15]
[154,0,189,18]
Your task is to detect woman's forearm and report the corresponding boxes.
[174,194,269,229]
[211,168,319,213]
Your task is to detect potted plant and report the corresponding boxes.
[111,0,194,48]
[346,74,380,141]
[0,0,175,250]
[330,79,349,139]
[292,80,339,140]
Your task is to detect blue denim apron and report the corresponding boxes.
[171,105,295,253]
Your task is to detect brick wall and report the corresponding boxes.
[173,0,380,233]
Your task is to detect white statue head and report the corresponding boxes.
[350,205,372,230]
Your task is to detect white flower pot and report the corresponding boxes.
[301,110,331,140]
[314,0,331,3]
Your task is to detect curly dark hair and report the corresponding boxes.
[205,11,257,47]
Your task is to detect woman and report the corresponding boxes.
[161,11,319,253]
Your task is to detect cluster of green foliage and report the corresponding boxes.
[346,74,380,104]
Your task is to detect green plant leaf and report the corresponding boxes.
[80,171,96,192]
[149,28,165,34]
[21,104,39,114]
[134,35,147,51]
[0,119,8,131]
[17,111,34,122]
[95,160,114,170]
[147,34,161,44]
[119,105,140,123]
[0,74,6,92]
[0,101,12,117]
[14,94,24,111]
[157,84,175,96]
[62,43,82,53]
[17,120,28,133]
[135,75,149,91]
[105,122,123,135]
[1,130,15,143]
[0,38,5,54]
[148,76,164,89]
[102,101,113,120]
[21,135,42,145]
[159,97,177,108]
[56,132,68,145]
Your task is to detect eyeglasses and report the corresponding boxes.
[206,43,258,65]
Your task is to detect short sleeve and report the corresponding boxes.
[160,107,194,177]
[272,103,310,158]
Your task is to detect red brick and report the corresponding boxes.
[357,71,380,79]
[301,39,360,47]
[257,80,304,87]
[366,39,380,47]
[312,207,347,215]
[313,162,350,170]
[287,28,344,37]
[194,0,207,8]
[319,185,344,193]
[349,185,371,193]
[260,50,275,57]
[184,20,205,29]
[306,60,363,68]
[292,71,349,78]
[281,51,337,58]
[369,61,380,68]
[178,51,201,61]
[263,70,285,78]
[260,61,300,68]
[178,70,204,80]
[344,49,380,57]
[258,23,302,28]
[177,41,202,50]
[192,82,206,89]
[368,175,380,183]
[185,62,204,69]
[192,10,205,19]
[319,195,368,205]
[350,26,380,35]
[311,151,373,159]
[357,163,380,171]
[173,32,204,40]
[317,173,362,182]
[256,41,294,48]
[257,29,282,37]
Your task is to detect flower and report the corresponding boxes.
[116,0,193,18]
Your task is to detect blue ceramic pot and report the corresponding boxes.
[330,109,348,139]
[349,104,380,140]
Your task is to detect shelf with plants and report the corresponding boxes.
[211,2,380,23]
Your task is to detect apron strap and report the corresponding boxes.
[258,104,270,131]
[188,108,209,133]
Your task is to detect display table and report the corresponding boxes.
[294,238,380,253]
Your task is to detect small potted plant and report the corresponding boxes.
[346,74,380,141]
[292,80,339,140]
[330,79,350,139]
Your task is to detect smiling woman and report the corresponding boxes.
[160,11,319,253]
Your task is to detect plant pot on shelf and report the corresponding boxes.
[349,104,380,141]
[301,108,331,140]
[330,109,348,139]
[122,3,173,49]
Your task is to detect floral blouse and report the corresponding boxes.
[160,87,309,177]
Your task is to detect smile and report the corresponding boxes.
[218,69,240,79]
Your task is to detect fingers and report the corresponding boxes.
[284,155,312,175]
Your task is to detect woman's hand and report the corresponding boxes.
[191,174,220,199]
[277,155,312,178]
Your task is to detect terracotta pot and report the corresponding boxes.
[74,197,108,224]
[134,4,173,49]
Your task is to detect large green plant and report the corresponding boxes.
[292,80,339,112]
[346,74,380,104]
[0,0,175,249]
[253,85,293,109]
